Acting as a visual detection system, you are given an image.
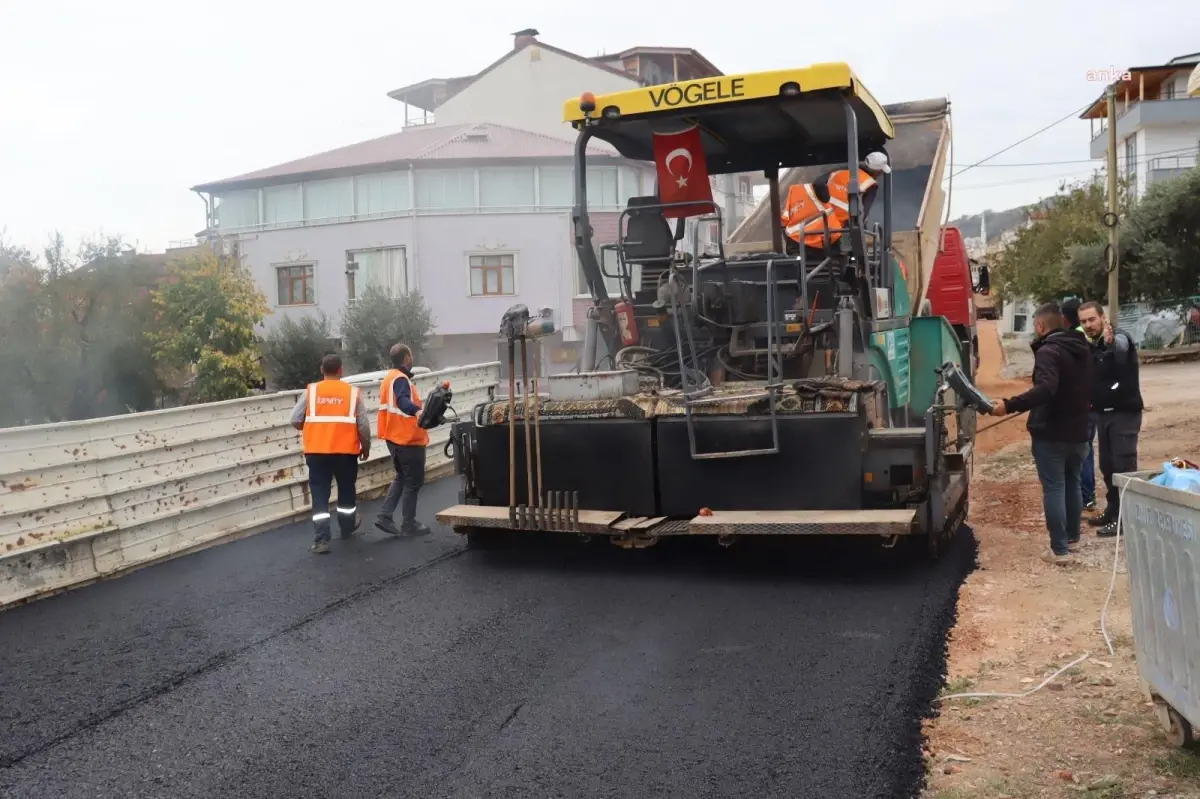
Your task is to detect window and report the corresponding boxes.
[618,166,641,206]
[539,166,573,207]
[303,178,353,222]
[1124,135,1138,197]
[276,264,315,306]
[356,171,411,216]
[415,169,474,210]
[479,167,535,209]
[216,190,259,231]
[348,247,407,299]
[586,167,620,208]
[468,253,515,296]
[264,185,302,226]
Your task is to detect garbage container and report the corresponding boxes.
[1114,471,1200,747]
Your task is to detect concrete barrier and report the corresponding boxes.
[0,363,498,608]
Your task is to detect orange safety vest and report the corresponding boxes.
[781,169,877,248]
[302,378,362,455]
[378,369,429,448]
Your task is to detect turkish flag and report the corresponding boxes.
[652,125,714,219]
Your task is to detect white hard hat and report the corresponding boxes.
[865,151,891,174]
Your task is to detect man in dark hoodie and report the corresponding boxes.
[1077,300,1143,538]
[987,303,1094,564]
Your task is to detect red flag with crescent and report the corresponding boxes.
[652,125,714,219]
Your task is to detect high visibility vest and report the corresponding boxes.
[781,169,877,248]
[379,369,429,447]
[302,379,362,455]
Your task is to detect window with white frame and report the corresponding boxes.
[264,185,302,226]
[216,190,259,231]
[468,253,516,296]
[355,171,411,216]
[276,264,315,306]
[415,169,474,210]
[585,167,619,208]
[479,167,536,209]
[538,166,573,207]
[304,178,353,222]
[348,247,407,300]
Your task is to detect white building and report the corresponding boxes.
[1082,52,1200,199]
[191,30,759,372]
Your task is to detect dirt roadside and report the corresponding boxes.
[922,320,1200,799]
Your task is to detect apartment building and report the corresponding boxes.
[192,30,758,371]
[1082,52,1200,199]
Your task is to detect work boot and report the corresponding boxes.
[376,516,402,536]
[1041,549,1072,566]
[312,517,332,554]
[401,520,432,537]
[1087,510,1113,527]
[1097,521,1119,538]
[1084,499,1098,512]
[1067,538,1083,553]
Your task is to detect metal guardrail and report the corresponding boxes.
[0,362,500,608]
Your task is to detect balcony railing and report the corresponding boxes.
[1148,153,1197,171]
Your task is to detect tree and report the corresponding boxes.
[0,231,164,426]
[340,286,436,372]
[989,177,1113,305]
[148,252,269,403]
[994,168,1200,309]
[261,314,336,390]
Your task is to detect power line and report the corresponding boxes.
[948,146,1200,191]
[951,144,1200,170]
[948,103,1094,180]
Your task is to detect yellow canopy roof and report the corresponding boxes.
[561,63,895,174]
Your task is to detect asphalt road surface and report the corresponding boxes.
[0,477,975,798]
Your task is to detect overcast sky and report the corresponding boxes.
[1,0,1195,254]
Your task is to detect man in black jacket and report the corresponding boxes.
[987,303,1093,564]
[1077,301,1143,537]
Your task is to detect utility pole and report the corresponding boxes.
[1105,83,1120,318]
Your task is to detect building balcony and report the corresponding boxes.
[1089,97,1200,159]
[1147,152,1198,188]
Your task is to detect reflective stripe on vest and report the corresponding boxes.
[302,380,361,455]
[378,370,429,447]
[782,183,836,246]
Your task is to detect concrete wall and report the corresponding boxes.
[435,46,639,143]
[0,362,499,608]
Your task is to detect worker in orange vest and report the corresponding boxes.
[781,151,891,250]
[374,343,431,537]
[289,354,372,554]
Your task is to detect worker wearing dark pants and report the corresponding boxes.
[987,303,1093,564]
[376,343,431,536]
[1062,298,1097,510]
[290,354,372,554]
[1078,301,1142,537]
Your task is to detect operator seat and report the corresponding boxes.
[622,195,676,294]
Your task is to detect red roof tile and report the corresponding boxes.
[192,123,616,192]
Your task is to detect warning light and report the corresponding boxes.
[580,91,596,114]
[698,507,713,517]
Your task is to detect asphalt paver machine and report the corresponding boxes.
[437,63,981,557]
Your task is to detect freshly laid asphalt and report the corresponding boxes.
[0,477,976,798]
